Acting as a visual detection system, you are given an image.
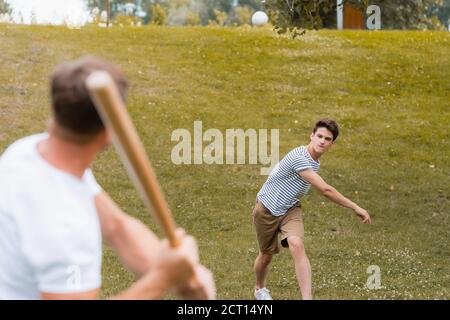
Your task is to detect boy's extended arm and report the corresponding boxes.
[298,169,371,224]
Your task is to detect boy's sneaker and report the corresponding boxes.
[254,287,273,300]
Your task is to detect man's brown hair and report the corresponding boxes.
[313,119,339,141]
[50,56,128,139]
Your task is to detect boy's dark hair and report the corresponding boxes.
[50,56,128,137]
[313,119,339,141]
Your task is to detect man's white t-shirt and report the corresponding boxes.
[0,133,103,299]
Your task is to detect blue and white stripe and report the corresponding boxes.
[257,146,320,216]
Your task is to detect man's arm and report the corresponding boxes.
[41,231,216,300]
[95,192,159,276]
[41,289,100,300]
[95,192,216,300]
[110,232,210,300]
[298,169,371,224]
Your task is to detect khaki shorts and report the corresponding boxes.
[252,201,304,254]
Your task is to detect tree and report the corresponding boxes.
[0,0,11,14]
[431,0,450,27]
[238,0,264,11]
[144,0,200,25]
[199,0,233,24]
[186,9,201,25]
[265,0,369,36]
[86,0,151,20]
[113,12,144,26]
[153,0,233,25]
[136,0,263,26]
[150,3,167,25]
[231,5,253,25]
[0,0,11,24]
[212,8,228,26]
[265,0,444,36]
[367,0,443,30]
[86,0,109,13]
[166,0,199,25]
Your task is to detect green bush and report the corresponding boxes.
[150,4,167,26]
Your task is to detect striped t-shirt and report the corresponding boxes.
[257,146,320,216]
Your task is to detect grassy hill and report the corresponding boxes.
[0,24,448,299]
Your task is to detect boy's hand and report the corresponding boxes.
[354,207,371,224]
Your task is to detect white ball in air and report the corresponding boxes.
[251,11,268,26]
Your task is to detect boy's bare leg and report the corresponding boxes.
[254,252,272,289]
[287,236,312,300]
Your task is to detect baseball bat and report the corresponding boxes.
[86,71,180,247]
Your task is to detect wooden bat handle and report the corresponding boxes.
[86,71,180,248]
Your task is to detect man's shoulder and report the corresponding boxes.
[1,133,48,168]
[1,132,47,166]
[0,133,51,204]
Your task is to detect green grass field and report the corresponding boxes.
[0,24,449,299]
